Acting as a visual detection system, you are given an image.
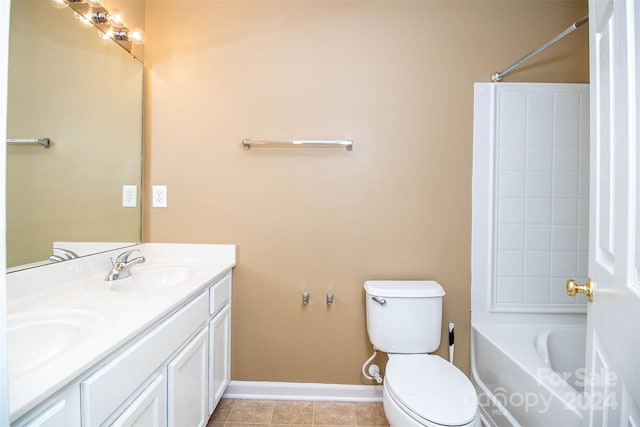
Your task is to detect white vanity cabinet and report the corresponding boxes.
[81,291,209,426]
[80,272,232,427]
[10,272,233,427]
[8,244,236,427]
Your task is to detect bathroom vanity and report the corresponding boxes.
[7,243,235,427]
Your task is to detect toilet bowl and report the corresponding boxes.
[383,354,479,427]
[364,280,479,427]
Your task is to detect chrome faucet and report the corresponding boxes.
[49,247,80,263]
[55,248,79,259]
[48,254,66,263]
[105,249,146,281]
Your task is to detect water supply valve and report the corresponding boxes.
[368,364,383,384]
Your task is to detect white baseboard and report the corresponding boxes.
[223,380,383,402]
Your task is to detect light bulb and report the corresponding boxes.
[98,28,113,40]
[86,0,104,7]
[128,28,145,44]
[107,9,126,28]
[48,0,68,9]
[74,12,93,28]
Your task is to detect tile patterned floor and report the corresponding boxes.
[207,399,390,426]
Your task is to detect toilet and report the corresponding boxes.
[364,280,479,427]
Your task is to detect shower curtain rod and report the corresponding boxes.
[491,15,588,82]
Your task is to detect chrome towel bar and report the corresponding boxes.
[242,139,353,151]
[7,138,51,148]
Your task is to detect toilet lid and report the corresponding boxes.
[385,355,478,426]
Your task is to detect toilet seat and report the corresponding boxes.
[385,354,478,426]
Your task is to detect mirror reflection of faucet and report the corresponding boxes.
[105,249,146,281]
[48,247,80,262]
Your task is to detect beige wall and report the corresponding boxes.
[144,0,588,384]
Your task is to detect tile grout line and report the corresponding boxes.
[269,400,275,425]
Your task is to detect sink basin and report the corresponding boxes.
[108,265,199,292]
[7,309,104,377]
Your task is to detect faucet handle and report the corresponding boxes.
[115,249,140,264]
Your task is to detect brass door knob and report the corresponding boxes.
[566,278,593,302]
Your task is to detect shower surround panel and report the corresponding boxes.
[474,83,589,314]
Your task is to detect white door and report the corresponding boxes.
[585,0,640,425]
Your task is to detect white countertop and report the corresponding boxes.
[7,243,236,421]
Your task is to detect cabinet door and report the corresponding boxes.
[111,374,166,427]
[167,327,208,427]
[208,304,231,414]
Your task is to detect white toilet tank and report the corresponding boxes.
[364,280,445,353]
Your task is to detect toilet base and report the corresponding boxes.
[383,391,424,427]
[382,381,480,427]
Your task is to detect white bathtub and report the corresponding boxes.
[471,323,586,427]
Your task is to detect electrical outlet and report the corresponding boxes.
[122,185,137,208]
[152,185,168,208]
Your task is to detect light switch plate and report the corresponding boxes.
[122,185,137,208]
[152,185,168,208]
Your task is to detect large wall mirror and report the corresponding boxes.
[6,0,143,270]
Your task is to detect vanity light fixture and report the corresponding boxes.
[48,0,145,48]
[90,10,108,23]
[87,8,145,45]
[90,9,125,28]
[111,28,144,44]
[112,29,127,41]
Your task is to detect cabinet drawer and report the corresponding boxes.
[209,273,231,315]
[81,292,208,427]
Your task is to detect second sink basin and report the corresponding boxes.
[8,309,104,378]
[108,264,199,292]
